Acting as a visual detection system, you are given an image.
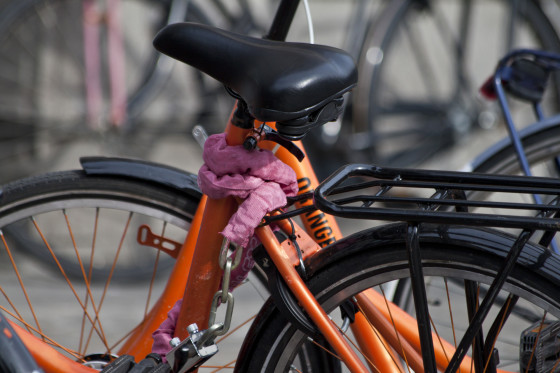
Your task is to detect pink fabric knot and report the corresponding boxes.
[151,300,182,362]
[197,133,298,248]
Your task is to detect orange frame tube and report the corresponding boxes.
[174,115,252,339]
[119,196,209,359]
[259,137,343,247]
[351,312,404,373]
[362,288,509,373]
[255,225,369,372]
[167,116,386,372]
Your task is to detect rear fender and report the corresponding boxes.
[80,156,202,199]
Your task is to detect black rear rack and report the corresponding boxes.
[313,164,560,231]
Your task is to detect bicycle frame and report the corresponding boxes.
[159,109,496,372]
[172,113,374,370]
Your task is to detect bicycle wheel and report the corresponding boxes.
[1,170,197,282]
[349,0,560,168]
[238,223,560,372]
[0,171,199,365]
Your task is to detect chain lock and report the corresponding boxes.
[206,238,243,339]
[166,238,245,373]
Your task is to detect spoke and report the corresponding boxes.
[0,229,43,337]
[82,211,133,353]
[550,359,560,372]
[429,314,451,366]
[482,294,518,372]
[378,285,412,371]
[446,229,535,373]
[357,290,420,372]
[216,314,257,344]
[401,14,439,97]
[336,320,379,370]
[519,311,547,373]
[1,5,61,100]
[0,287,29,333]
[309,339,342,361]
[465,281,484,373]
[109,321,142,352]
[443,278,458,347]
[63,209,107,354]
[80,207,100,354]
[206,360,236,372]
[39,1,88,79]
[31,216,110,350]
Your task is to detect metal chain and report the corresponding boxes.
[207,238,243,338]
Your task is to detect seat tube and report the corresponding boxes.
[174,106,252,339]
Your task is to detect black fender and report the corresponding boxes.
[80,156,202,199]
[235,223,560,372]
[304,223,560,279]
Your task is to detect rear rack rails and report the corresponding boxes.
[312,163,560,231]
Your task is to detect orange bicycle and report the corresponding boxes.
[3,1,560,372]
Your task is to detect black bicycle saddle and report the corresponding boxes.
[153,22,357,127]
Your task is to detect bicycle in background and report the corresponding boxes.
[0,0,272,182]
[1,0,560,184]
[311,0,560,178]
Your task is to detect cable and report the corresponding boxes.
[302,0,315,44]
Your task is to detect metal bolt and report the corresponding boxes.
[169,337,181,347]
[187,323,199,336]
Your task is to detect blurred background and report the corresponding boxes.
[1,0,560,183]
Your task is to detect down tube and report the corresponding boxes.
[259,139,343,245]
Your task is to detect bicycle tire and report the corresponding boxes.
[349,0,560,168]
[1,170,197,282]
[469,120,560,176]
[237,223,560,372]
